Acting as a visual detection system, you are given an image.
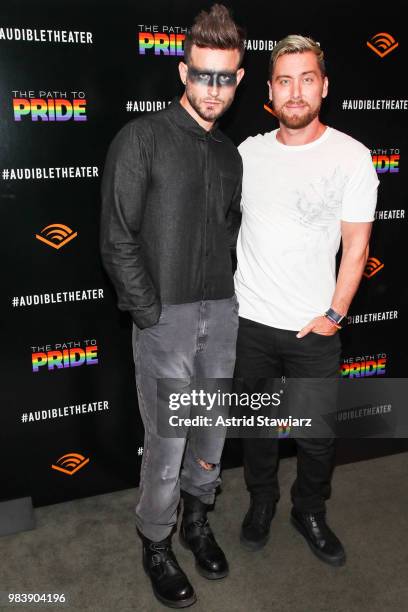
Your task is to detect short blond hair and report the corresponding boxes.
[269,35,325,78]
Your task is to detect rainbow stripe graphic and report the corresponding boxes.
[372,154,399,173]
[340,358,386,378]
[32,346,98,372]
[138,32,185,56]
[278,425,291,438]
[13,98,87,121]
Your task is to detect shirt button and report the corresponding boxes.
[206,218,210,224]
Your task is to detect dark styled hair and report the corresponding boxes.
[184,4,245,66]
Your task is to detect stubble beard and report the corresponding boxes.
[185,85,233,122]
[274,99,322,129]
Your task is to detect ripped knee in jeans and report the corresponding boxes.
[197,458,216,471]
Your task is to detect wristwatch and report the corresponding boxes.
[324,307,346,329]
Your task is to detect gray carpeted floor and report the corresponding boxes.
[1,453,408,612]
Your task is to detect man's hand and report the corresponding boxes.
[296,315,338,338]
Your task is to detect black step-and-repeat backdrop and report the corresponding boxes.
[1,0,407,507]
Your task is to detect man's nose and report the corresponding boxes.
[291,79,302,99]
[208,76,220,97]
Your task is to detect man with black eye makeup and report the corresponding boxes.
[186,67,238,89]
[100,4,245,608]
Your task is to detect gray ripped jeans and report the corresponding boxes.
[132,296,239,541]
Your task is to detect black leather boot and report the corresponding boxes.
[179,491,229,580]
[240,497,276,551]
[140,531,197,608]
[290,508,346,566]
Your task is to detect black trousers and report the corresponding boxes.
[234,317,341,513]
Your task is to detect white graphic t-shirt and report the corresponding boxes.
[234,127,379,331]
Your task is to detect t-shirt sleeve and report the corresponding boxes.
[341,149,379,222]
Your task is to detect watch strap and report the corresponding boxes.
[324,307,346,328]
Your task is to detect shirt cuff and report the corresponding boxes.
[129,301,161,329]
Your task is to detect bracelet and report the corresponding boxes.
[324,307,346,329]
[323,314,342,329]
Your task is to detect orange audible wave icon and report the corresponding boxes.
[36,223,78,249]
[367,33,399,58]
[363,257,384,279]
[51,453,90,475]
[263,100,277,116]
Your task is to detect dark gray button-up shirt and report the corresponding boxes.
[100,97,242,329]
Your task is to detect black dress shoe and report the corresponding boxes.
[140,531,197,608]
[179,491,229,580]
[290,509,346,567]
[240,497,276,551]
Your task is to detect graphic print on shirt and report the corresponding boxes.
[293,167,348,233]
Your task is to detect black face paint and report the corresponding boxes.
[187,66,237,88]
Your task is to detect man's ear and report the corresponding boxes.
[178,61,187,85]
[322,75,329,99]
[236,67,245,86]
[267,80,272,102]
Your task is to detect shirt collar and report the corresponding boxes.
[167,97,221,140]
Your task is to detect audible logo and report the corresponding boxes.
[347,310,398,325]
[51,453,89,475]
[364,257,384,278]
[245,39,278,51]
[0,27,92,44]
[36,223,77,249]
[375,209,405,220]
[367,32,399,58]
